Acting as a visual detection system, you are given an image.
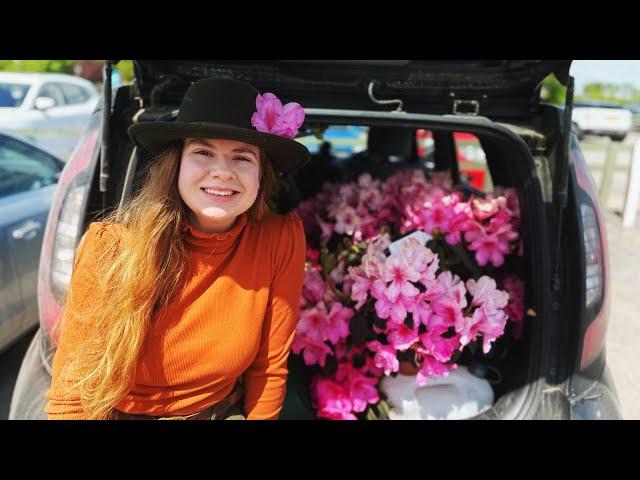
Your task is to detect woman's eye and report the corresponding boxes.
[235,156,250,162]
[196,150,212,156]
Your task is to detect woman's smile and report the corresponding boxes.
[200,187,241,202]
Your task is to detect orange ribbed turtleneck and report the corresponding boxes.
[45,209,306,420]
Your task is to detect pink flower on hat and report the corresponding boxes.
[251,92,305,139]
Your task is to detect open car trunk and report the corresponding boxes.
[95,79,559,419]
[278,114,554,420]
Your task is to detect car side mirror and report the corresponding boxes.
[34,96,56,111]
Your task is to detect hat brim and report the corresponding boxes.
[128,122,310,174]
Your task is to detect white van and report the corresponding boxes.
[572,100,633,142]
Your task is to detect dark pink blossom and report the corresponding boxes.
[301,268,325,307]
[386,321,420,352]
[251,92,305,139]
[502,275,526,339]
[335,363,380,413]
[311,376,357,420]
[292,335,333,367]
[326,302,354,345]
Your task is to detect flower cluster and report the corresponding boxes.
[293,169,527,420]
[297,169,521,268]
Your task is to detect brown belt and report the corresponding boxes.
[111,382,244,420]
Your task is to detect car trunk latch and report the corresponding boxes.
[452,99,480,116]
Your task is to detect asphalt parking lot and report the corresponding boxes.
[0,327,35,419]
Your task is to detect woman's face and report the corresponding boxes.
[178,138,261,233]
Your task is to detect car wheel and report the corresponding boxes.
[610,133,627,142]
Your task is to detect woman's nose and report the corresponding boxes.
[208,155,235,178]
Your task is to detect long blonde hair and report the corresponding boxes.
[58,139,277,419]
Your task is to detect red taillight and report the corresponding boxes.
[38,116,100,344]
[572,147,610,369]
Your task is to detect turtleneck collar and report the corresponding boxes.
[182,212,249,254]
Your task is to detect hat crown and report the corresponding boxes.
[177,78,259,129]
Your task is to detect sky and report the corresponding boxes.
[570,60,640,93]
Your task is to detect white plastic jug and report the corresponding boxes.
[379,365,494,420]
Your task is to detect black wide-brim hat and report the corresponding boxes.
[128,77,310,174]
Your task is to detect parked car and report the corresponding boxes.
[572,99,633,142]
[0,72,99,160]
[9,60,621,419]
[0,130,64,354]
[624,102,640,131]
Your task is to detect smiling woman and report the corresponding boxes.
[178,138,268,233]
[44,78,310,420]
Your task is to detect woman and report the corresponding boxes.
[44,78,310,420]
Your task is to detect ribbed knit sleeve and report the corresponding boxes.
[243,211,306,420]
[45,222,118,420]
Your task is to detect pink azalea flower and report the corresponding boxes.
[361,353,385,377]
[350,274,372,310]
[437,271,468,309]
[339,184,358,206]
[415,355,457,386]
[455,311,483,347]
[335,363,380,413]
[251,92,305,139]
[378,293,415,325]
[383,256,420,302]
[297,302,331,344]
[471,196,500,221]
[418,331,460,363]
[326,302,354,345]
[306,247,320,262]
[367,340,400,376]
[476,307,508,353]
[315,214,334,245]
[408,293,432,327]
[467,276,509,313]
[334,206,360,236]
[329,259,346,286]
[502,275,525,339]
[386,321,420,351]
[311,376,357,420]
[358,173,374,188]
[464,224,513,267]
[431,296,464,329]
[292,335,333,367]
[421,197,451,235]
[444,201,473,245]
[301,268,325,307]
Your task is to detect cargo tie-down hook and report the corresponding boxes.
[368,81,404,113]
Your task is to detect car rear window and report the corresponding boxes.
[61,83,90,105]
[0,82,30,107]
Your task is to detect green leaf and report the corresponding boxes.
[377,400,391,420]
[366,407,379,420]
[320,248,338,277]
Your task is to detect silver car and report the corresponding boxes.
[0,130,63,353]
[0,72,99,160]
